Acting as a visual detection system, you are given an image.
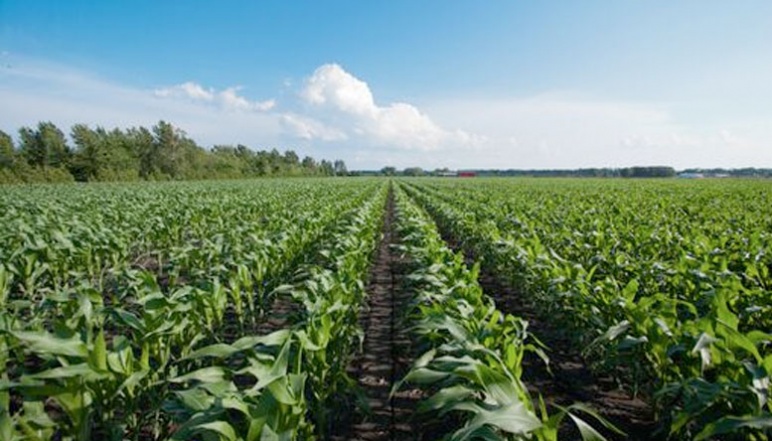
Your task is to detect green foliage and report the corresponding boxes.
[402,177,772,440]
[18,122,70,170]
[0,130,15,169]
[0,178,386,440]
[1,121,347,184]
[392,184,616,440]
[5,175,768,440]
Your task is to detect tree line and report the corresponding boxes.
[372,166,678,178]
[679,168,772,178]
[466,167,772,178]
[0,121,348,184]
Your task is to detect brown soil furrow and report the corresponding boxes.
[255,294,298,335]
[476,269,655,440]
[341,186,423,441]
[436,232,656,440]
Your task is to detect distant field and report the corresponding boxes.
[1,178,770,440]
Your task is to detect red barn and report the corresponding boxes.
[458,171,476,178]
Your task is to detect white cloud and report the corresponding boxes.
[155,81,215,101]
[422,93,772,169]
[280,113,347,141]
[0,57,282,147]
[2,55,770,170]
[154,82,275,112]
[301,64,376,117]
[295,63,474,151]
[220,88,276,111]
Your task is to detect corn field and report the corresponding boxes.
[1,178,770,440]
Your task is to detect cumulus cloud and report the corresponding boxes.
[301,64,376,117]
[280,113,347,141]
[290,63,474,151]
[2,54,770,170]
[154,82,275,112]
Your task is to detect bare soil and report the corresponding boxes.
[334,187,428,441]
[444,234,657,440]
[477,269,656,440]
[254,294,299,335]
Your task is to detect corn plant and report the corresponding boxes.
[0,178,387,440]
[392,184,618,440]
[401,177,772,440]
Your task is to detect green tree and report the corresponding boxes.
[320,160,334,176]
[282,150,301,175]
[284,150,299,166]
[19,122,71,169]
[19,127,43,167]
[102,128,141,180]
[301,156,317,174]
[268,149,283,175]
[0,130,14,169]
[250,150,267,176]
[128,126,157,179]
[234,144,255,175]
[70,124,102,181]
[176,136,207,179]
[211,145,244,178]
[1,121,346,183]
[403,167,424,176]
[41,122,70,169]
[153,120,181,179]
[333,159,347,176]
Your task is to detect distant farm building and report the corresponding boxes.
[678,172,704,179]
[458,171,476,178]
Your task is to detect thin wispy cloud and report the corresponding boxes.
[1,55,770,169]
[0,56,282,146]
[423,94,771,169]
[3,2,772,169]
[154,82,276,112]
[155,82,215,101]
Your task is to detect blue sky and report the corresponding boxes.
[1,1,771,169]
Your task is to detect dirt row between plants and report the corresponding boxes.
[438,232,656,440]
[478,268,656,440]
[333,186,427,440]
